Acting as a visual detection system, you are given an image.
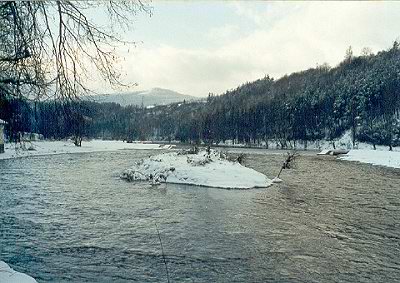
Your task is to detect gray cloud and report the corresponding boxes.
[96,2,400,97]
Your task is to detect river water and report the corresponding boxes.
[0,149,399,282]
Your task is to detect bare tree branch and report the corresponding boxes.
[0,1,152,102]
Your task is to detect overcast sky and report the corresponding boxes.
[96,1,400,97]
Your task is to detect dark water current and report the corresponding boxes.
[1,149,399,282]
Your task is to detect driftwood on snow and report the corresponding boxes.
[317,149,349,156]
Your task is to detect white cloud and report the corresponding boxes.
[206,24,240,43]
[98,2,400,97]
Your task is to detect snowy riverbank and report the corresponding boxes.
[0,140,173,160]
[121,149,272,189]
[218,130,399,152]
[339,149,400,169]
[2,139,398,171]
[0,261,37,283]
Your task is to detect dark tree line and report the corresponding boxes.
[2,43,400,149]
[156,43,400,149]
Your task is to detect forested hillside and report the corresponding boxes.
[2,43,400,149]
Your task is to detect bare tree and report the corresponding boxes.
[361,47,373,57]
[0,1,151,102]
[344,45,354,62]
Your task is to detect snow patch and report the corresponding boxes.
[121,149,272,189]
[0,140,172,160]
[317,149,332,155]
[272,177,283,183]
[339,149,400,169]
[317,149,349,156]
[0,261,37,283]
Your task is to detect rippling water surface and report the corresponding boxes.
[1,149,399,282]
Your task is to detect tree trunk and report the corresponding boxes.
[74,136,82,147]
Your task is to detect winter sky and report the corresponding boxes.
[96,1,400,97]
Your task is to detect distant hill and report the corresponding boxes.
[90,88,197,107]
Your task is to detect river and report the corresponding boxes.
[1,149,399,282]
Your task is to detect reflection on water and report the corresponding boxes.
[0,149,399,282]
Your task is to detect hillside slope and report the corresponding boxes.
[90,88,196,107]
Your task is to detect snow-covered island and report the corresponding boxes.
[0,261,37,283]
[121,149,272,189]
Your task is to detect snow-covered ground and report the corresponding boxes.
[0,140,173,160]
[339,149,400,169]
[220,130,400,170]
[0,261,37,283]
[308,131,400,169]
[121,149,272,189]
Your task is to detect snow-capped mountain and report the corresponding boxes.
[91,88,196,107]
